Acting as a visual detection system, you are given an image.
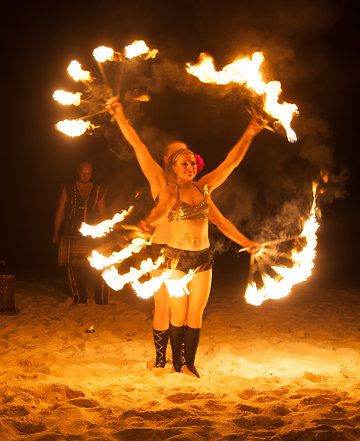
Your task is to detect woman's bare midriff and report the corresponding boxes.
[167,219,209,251]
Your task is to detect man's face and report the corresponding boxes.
[77,164,93,184]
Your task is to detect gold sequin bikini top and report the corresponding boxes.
[168,183,209,222]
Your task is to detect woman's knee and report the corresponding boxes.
[170,312,187,327]
[186,312,203,328]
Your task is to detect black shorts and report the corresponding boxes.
[164,246,214,273]
[148,243,166,261]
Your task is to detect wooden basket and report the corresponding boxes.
[0,274,16,314]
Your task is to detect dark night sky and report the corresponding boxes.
[3,0,359,288]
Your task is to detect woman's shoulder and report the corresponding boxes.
[158,183,178,200]
[193,181,207,192]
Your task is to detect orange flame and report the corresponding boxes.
[101,256,165,292]
[93,46,115,62]
[55,119,95,137]
[131,270,172,299]
[124,40,158,59]
[52,90,82,106]
[88,237,148,271]
[67,60,92,82]
[79,207,134,238]
[245,182,320,306]
[186,52,298,142]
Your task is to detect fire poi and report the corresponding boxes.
[186,51,299,143]
[53,40,158,137]
[244,181,322,306]
[53,41,325,307]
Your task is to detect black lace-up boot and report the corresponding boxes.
[152,328,169,368]
[170,324,185,372]
[183,325,201,378]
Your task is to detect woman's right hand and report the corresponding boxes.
[137,220,153,234]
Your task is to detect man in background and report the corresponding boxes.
[53,161,109,305]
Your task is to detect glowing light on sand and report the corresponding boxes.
[88,238,148,271]
[186,52,298,142]
[124,40,158,59]
[79,207,134,238]
[52,90,82,106]
[245,182,320,306]
[93,46,115,62]
[55,119,95,137]
[67,60,92,82]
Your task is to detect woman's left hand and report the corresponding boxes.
[245,240,261,254]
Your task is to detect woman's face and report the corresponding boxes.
[172,152,197,181]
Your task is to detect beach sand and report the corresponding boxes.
[1,270,360,440]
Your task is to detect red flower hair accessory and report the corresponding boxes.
[195,154,205,173]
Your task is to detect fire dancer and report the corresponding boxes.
[107,98,262,375]
[53,161,108,304]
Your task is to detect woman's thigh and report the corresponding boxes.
[153,284,171,329]
[186,269,212,328]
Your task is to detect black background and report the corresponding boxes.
[3,0,359,290]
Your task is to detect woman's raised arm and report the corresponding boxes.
[107,97,166,198]
[198,118,263,192]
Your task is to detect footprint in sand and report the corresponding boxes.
[32,434,65,441]
[233,415,284,430]
[13,422,46,434]
[121,408,188,420]
[299,394,341,406]
[114,428,180,441]
[166,392,199,402]
[1,405,29,417]
[68,398,99,408]
[235,403,260,414]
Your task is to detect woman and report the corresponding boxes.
[140,147,259,377]
[107,98,262,373]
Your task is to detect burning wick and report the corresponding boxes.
[55,119,96,137]
[67,60,92,82]
[93,46,115,63]
[53,90,82,106]
[124,40,158,59]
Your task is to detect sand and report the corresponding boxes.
[1,271,360,441]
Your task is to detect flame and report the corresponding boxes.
[52,90,82,106]
[55,119,95,137]
[124,40,158,59]
[131,270,172,299]
[101,256,165,292]
[130,94,151,102]
[93,46,115,62]
[88,237,148,271]
[67,60,92,82]
[103,264,197,299]
[79,207,134,238]
[245,182,320,306]
[320,169,329,183]
[144,49,159,59]
[186,52,298,142]
[164,269,197,297]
